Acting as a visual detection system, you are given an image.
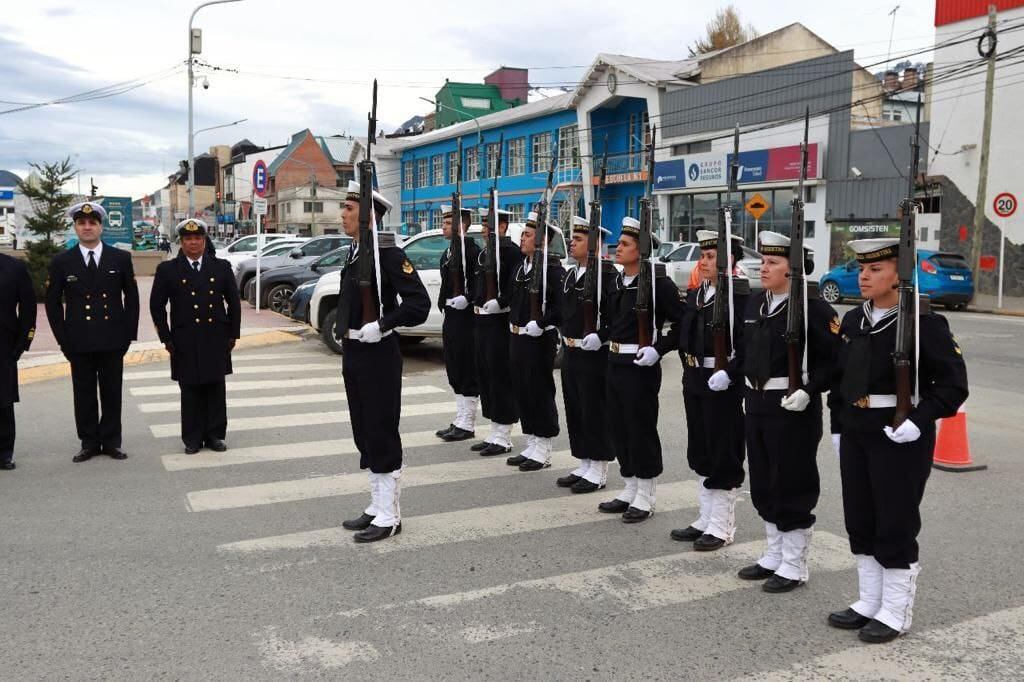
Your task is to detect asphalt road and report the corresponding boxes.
[1,309,1022,680]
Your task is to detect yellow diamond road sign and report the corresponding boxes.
[745,193,770,221]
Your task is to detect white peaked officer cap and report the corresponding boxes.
[67,201,107,221]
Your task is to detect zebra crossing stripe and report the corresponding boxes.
[130,377,346,396]
[138,385,444,413]
[187,451,573,511]
[148,401,456,438]
[124,362,338,381]
[217,480,701,554]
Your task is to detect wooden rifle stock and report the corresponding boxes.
[784,108,810,395]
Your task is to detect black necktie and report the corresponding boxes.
[192,261,200,272]
[87,251,97,272]
[840,325,872,404]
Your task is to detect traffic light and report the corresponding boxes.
[89,178,98,198]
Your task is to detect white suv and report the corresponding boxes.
[309,224,568,354]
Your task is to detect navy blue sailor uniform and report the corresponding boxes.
[0,254,36,469]
[150,245,241,450]
[471,233,521,450]
[597,240,683,521]
[46,203,140,459]
[507,249,564,470]
[334,240,430,474]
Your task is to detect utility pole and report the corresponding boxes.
[971,5,998,278]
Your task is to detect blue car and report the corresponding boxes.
[819,249,974,311]
[288,280,319,323]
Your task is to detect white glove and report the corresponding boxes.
[357,320,382,344]
[883,419,921,444]
[780,389,811,412]
[482,299,502,314]
[707,369,732,392]
[447,295,469,310]
[580,333,602,352]
[633,346,660,367]
[832,434,841,458]
[524,321,543,337]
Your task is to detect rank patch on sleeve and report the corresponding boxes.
[402,259,414,275]
[953,337,962,355]
[829,316,841,334]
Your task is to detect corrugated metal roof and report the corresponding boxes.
[935,0,1024,26]
[0,170,22,187]
[318,136,363,165]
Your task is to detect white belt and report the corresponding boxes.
[683,354,718,369]
[609,342,640,355]
[564,336,608,349]
[509,323,556,335]
[853,394,898,409]
[344,329,394,340]
[745,373,810,391]
[474,305,511,315]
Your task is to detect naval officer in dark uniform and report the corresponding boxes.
[335,181,430,543]
[149,218,241,454]
[826,237,967,643]
[0,252,36,471]
[45,201,139,462]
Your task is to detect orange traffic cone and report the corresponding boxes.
[932,406,987,472]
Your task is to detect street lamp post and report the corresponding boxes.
[187,0,245,216]
[187,117,247,223]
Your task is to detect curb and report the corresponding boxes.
[18,329,303,385]
[967,307,1024,318]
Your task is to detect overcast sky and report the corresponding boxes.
[0,0,937,200]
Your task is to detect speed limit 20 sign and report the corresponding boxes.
[993,192,1018,218]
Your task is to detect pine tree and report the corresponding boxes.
[17,158,78,295]
[688,6,759,57]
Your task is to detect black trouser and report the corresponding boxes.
[342,335,403,473]
[561,347,612,462]
[442,309,478,396]
[69,351,124,451]
[683,388,745,490]
[0,403,14,463]
[474,314,517,425]
[179,380,227,449]
[840,426,935,569]
[745,395,822,531]
[607,361,662,479]
[509,331,559,438]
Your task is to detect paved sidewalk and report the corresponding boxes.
[969,292,1024,317]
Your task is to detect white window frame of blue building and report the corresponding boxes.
[417,158,429,188]
[531,132,552,173]
[464,146,479,181]
[431,207,443,230]
[432,155,444,186]
[507,138,526,176]
[482,142,501,179]
[447,151,458,184]
[402,161,414,190]
[557,124,581,172]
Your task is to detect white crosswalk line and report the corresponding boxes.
[746,604,1024,681]
[186,450,573,511]
[124,362,337,381]
[229,353,329,362]
[148,401,456,438]
[138,385,444,413]
[162,426,523,471]
[217,480,701,554]
[131,377,345,396]
[255,627,380,672]
[328,531,851,622]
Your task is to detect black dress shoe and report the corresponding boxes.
[670,526,704,542]
[858,619,902,644]
[104,447,128,460]
[763,575,804,593]
[693,534,727,551]
[0,461,15,471]
[353,523,402,543]
[598,499,630,514]
[470,441,491,452]
[435,424,455,438]
[184,445,201,455]
[342,513,375,531]
[205,439,228,452]
[570,479,603,494]
[518,459,549,472]
[441,426,474,442]
[738,563,776,580]
[72,448,98,463]
[479,443,512,456]
[827,608,872,630]
[506,454,528,466]
[556,473,582,487]
[621,506,653,523]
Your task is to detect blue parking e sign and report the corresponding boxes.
[253,160,268,198]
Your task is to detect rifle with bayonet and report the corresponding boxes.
[529,151,558,322]
[785,108,811,395]
[357,79,379,325]
[582,140,609,335]
[449,138,467,297]
[483,134,504,302]
[712,125,740,371]
[893,95,923,427]
[635,126,657,348]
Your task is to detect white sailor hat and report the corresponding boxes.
[345,180,393,214]
[759,230,816,273]
[524,211,559,240]
[67,201,106,222]
[176,218,208,237]
[571,215,610,236]
[483,207,512,221]
[848,237,899,263]
[441,204,472,219]
[697,229,744,250]
[620,216,642,239]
